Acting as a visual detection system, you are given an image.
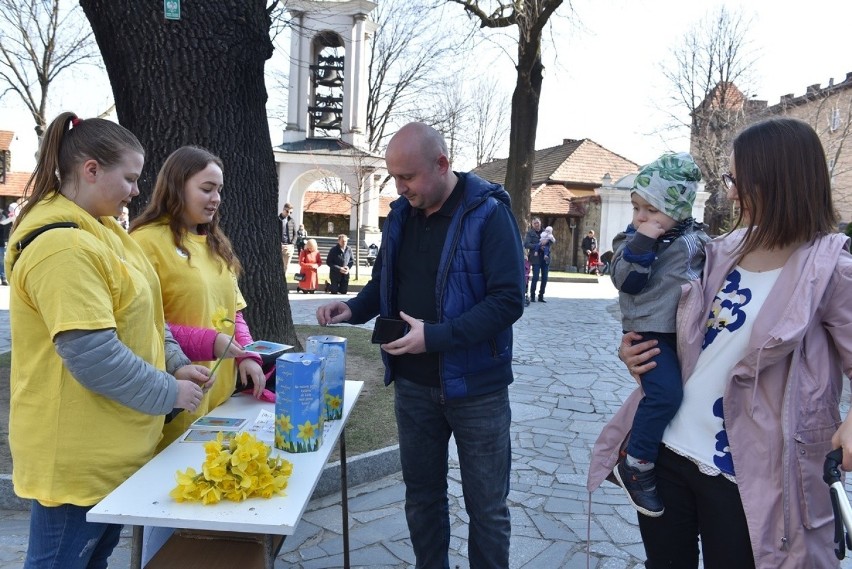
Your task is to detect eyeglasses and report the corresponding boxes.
[721,172,737,190]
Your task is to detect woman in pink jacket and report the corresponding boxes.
[589,117,852,568]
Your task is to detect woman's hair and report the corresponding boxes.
[130,145,241,275]
[18,112,144,225]
[731,117,836,255]
[304,238,318,252]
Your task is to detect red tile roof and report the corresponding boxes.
[473,138,638,187]
[303,190,393,217]
[0,171,31,197]
[530,184,597,215]
[0,131,13,152]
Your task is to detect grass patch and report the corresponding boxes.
[295,325,394,462]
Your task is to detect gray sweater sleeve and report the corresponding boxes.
[164,324,191,374]
[53,328,179,415]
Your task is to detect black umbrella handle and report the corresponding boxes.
[826,448,844,485]
[826,448,852,560]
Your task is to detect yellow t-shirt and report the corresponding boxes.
[7,194,167,506]
[132,223,247,448]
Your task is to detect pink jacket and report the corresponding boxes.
[169,312,261,367]
[588,230,852,568]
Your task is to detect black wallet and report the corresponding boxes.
[371,317,410,344]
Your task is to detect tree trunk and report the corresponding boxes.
[79,0,299,346]
[504,36,543,235]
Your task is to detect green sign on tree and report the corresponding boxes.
[164,0,180,20]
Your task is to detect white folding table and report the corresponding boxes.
[87,380,364,569]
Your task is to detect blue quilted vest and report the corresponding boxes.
[378,173,515,399]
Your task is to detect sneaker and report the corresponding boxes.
[613,462,664,517]
[524,295,530,307]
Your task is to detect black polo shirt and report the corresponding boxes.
[393,175,466,386]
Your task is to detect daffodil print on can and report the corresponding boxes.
[306,335,346,421]
[275,353,325,453]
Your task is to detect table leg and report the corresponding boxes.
[131,526,143,569]
[340,428,350,569]
[263,534,286,569]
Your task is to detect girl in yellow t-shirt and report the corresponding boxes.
[7,113,209,568]
[131,145,266,448]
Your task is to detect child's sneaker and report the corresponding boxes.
[524,295,530,307]
[613,461,664,517]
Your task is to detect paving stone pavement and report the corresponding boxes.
[2,281,852,568]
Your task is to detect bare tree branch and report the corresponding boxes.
[0,0,99,137]
[366,0,465,152]
[658,6,757,233]
[444,0,566,233]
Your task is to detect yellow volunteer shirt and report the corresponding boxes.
[7,194,167,506]
[132,223,246,448]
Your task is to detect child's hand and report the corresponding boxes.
[635,220,666,239]
[214,333,245,359]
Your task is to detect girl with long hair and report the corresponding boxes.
[131,145,265,448]
[7,113,206,568]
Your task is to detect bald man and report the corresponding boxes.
[316,122,524,567]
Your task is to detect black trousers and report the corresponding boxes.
[638,446,754,569]
[329,270,350,294]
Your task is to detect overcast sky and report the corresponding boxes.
[2,0,851,174]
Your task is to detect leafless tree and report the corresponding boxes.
[447,0,566,234]
[659,7,758,234]
[366,0,465,152]
[409,79,470,166]
[0,0,99,137]
[410,76,510,170]
[469,77,510,166]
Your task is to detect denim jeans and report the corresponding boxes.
[627,332,682,463]
[25,501,122,569]
[394,377,512,569]
[638,446,754,568]
[530,262,549,297]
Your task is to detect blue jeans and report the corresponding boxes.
[627,332,682,463]
[394,377,511,569]
[530,262,548,297]
[25,501,122,569]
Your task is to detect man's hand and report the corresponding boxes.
[381,311,426,355]
[316,301,352,326]
[175,364,215,392]
[340,266,349,275]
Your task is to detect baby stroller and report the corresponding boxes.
[586,250,605,275]
[523,259,531,307]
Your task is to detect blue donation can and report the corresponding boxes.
[275,353,325,453]
[306,335,347,421]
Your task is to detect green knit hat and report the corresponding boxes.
[631,152,702,221]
